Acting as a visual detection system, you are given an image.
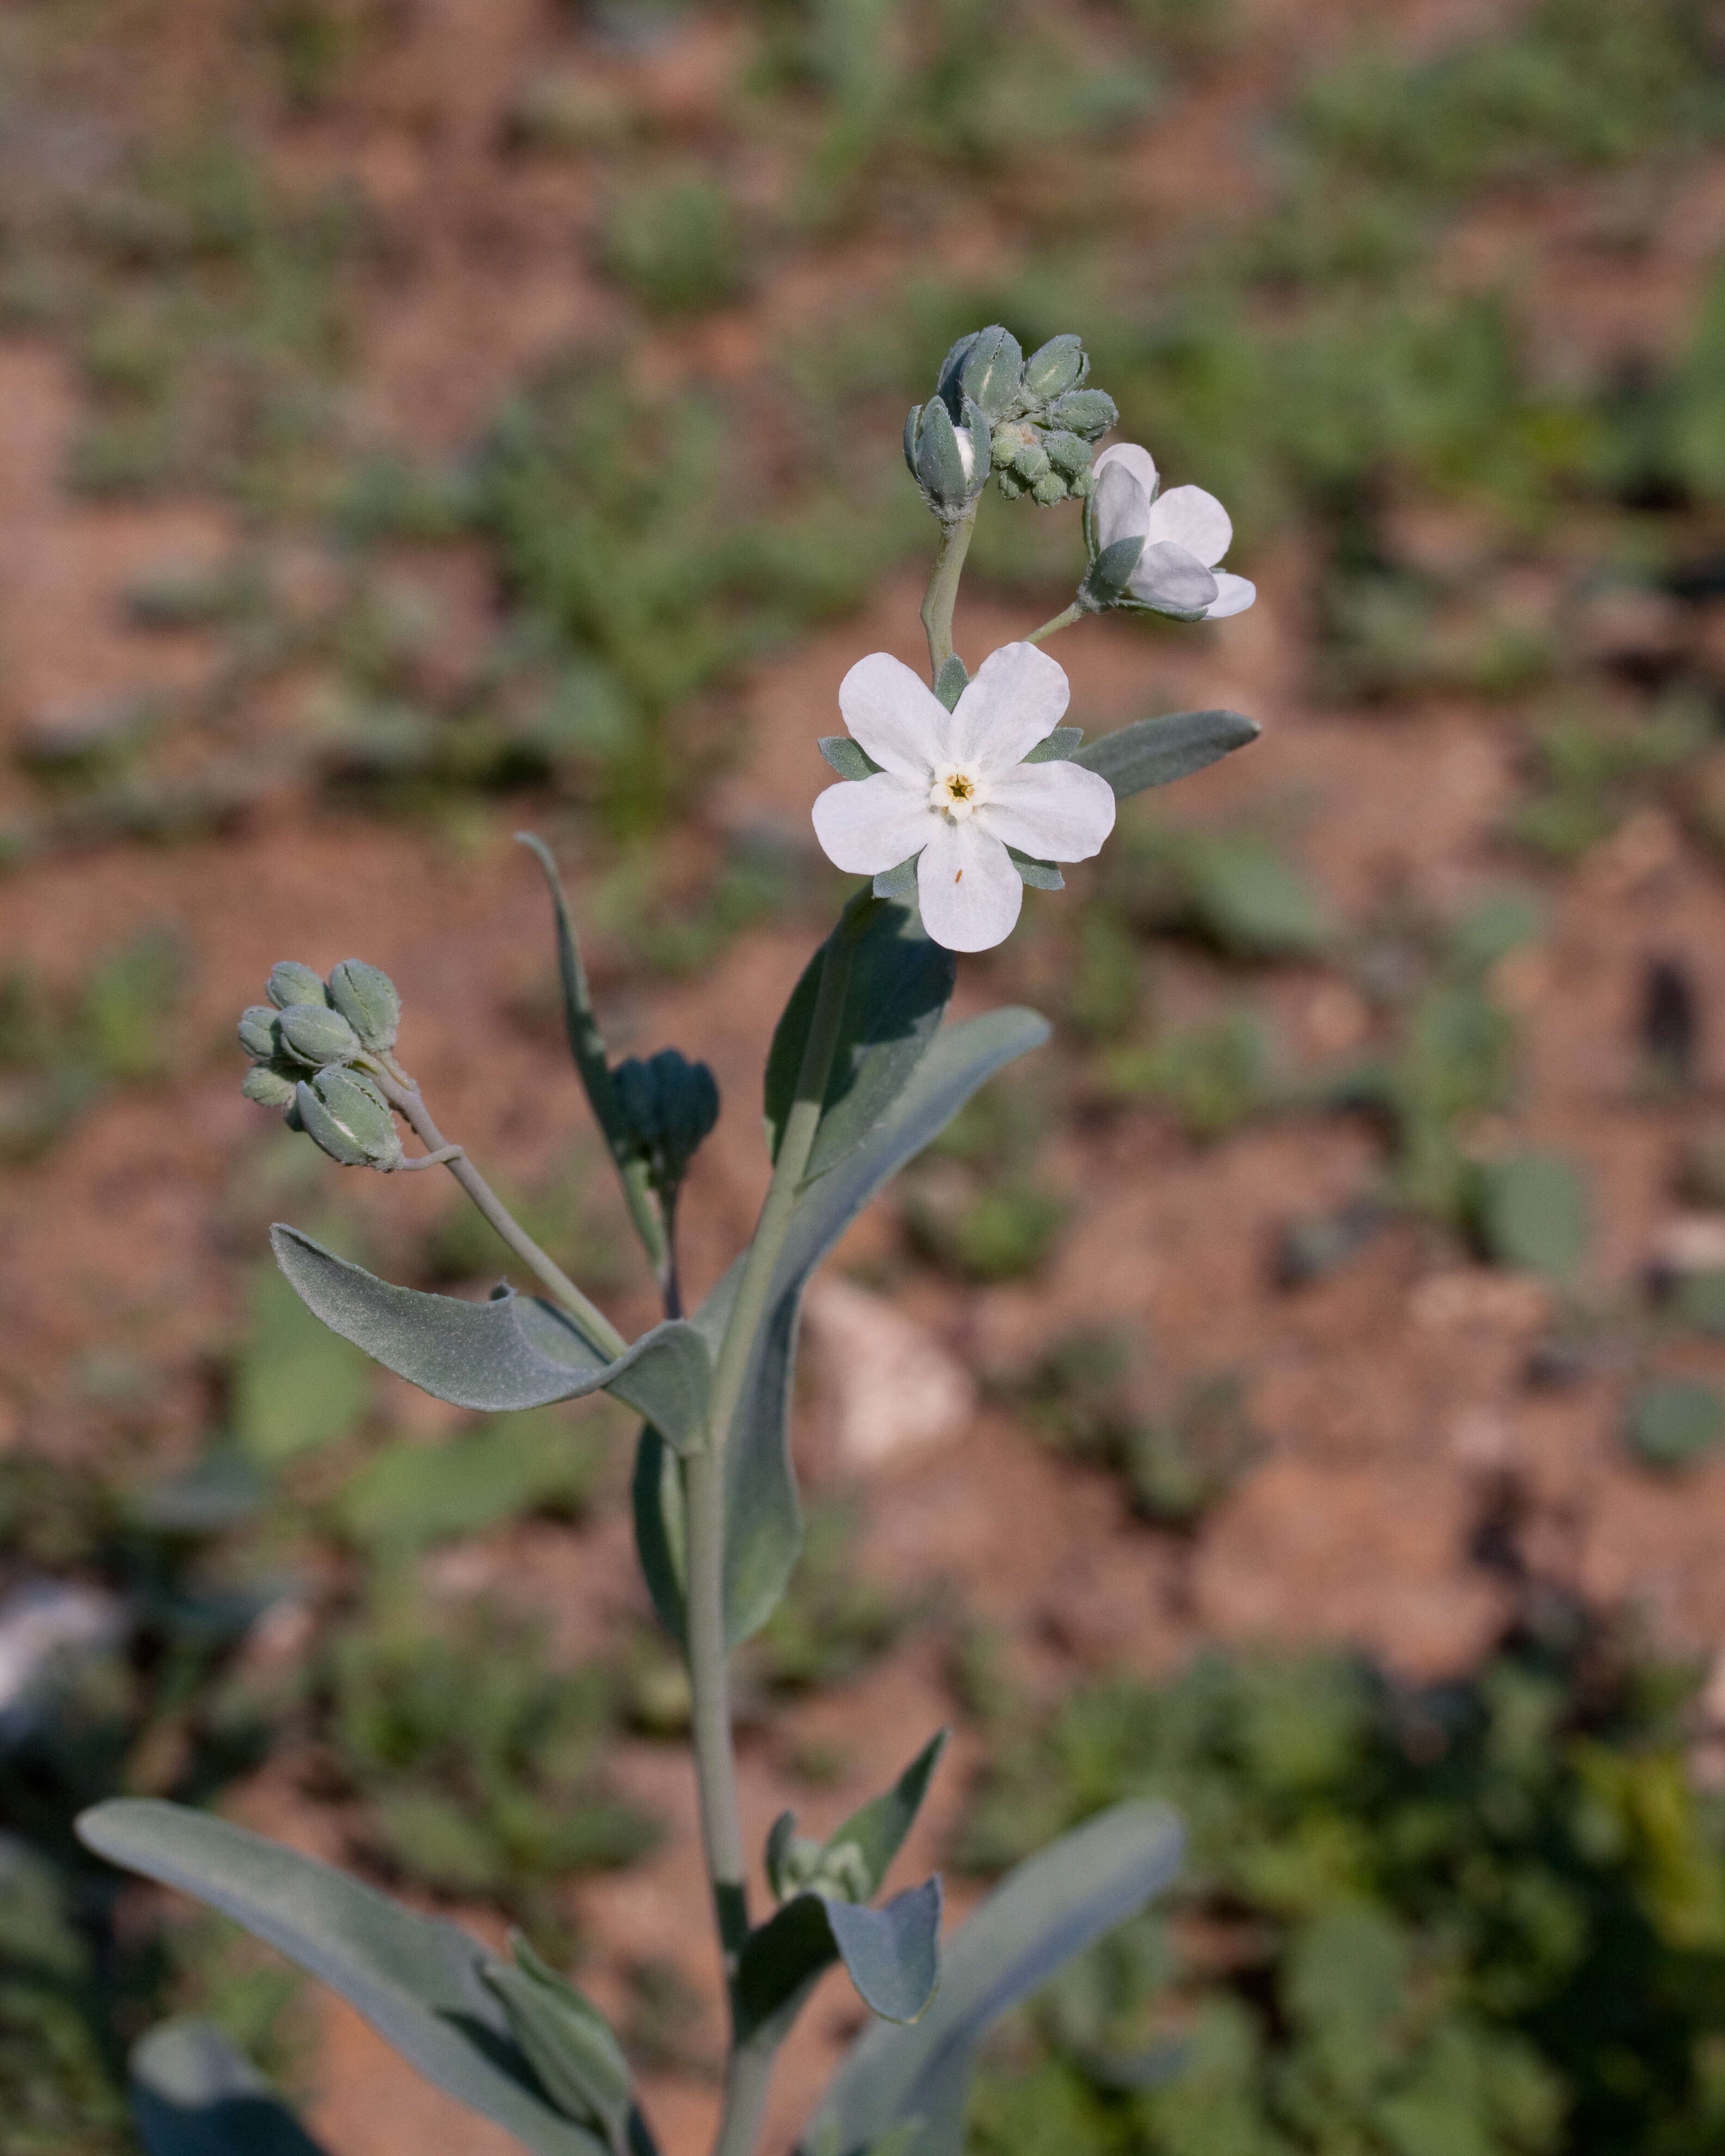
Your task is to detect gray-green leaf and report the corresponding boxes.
[708,1007,1049,1644]
[131,2021,329,2156]
[270,1227,711,1451]
[736,1879,943,2044]
[1073,709,1258,798]
[819,1730,949,1904]
[804,1800,1183,2156]
[764,899,955,1183]
[77,1803,613,2156]
[481,1935,641,2153]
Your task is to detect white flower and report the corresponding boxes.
[811,642,1117,953]
[1091,443,1255,621]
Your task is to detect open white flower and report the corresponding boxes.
[1091,442,1255,621]
[811,642,1116,952]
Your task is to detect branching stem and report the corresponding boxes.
[375,1069,629,1362]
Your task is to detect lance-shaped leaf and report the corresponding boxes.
[632,1423,688,1641]
[77,1802,615,2156]
[517,833,665,1271]
[764,899,956,1183]
[736,1878,943,2045]
[803,1800,1183,2156]
[1073,709,1258,799]
[270,1227,711,1453]
[131,2021,330,2156]
[481,1934,641,2155]
[703,1007,1049,1644]
[818,1730,949,1901]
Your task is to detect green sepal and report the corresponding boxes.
[1007,849,1063,891]
[1080,535,1146,611]
[820,737,884,781]
[516,834,666,1275]
[872,859,918,902]
[943,324,1022,424]
[480,1934,638,2152]
[1072,708,1260,798]
[295,1069,401,1171]
[764,897,954,1183]
[265,961,328,1011]
[1049,387,1117,440]
[1021,333,1086,402]
[735,1878,943,2046]
[327,960,402,1055]
[933,657,968,712]
[269,1226,711,1447]
[237,1006,280,1061]
[276,1002,360,1068]
[1021,727,1082,764]
[241,1062,298,1110]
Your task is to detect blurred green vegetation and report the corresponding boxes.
[961,1614,1725,2155]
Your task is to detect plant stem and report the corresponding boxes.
[920,502,978,680]
[688,921,857,2156]
[1026,598,1086,645]
[379,1075,629,1362]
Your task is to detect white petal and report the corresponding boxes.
[917,817,1023,952]
[980,760,1117,863]
[836,652,951,777]
[1143,484,1232,568]
[947,641,1070,770]
[1090,452,1153,554]
[1093,441,1159,498]
[1128,541,1219,615]
[811,773,934,874]
[1203,572,1257,620]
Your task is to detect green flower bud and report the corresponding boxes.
[266,960,329,1011]
[1071,465,1095,500]
[1044,430,1093,482]
[1013,440,1051,485]
[613,1048,719,1198]
[1021,333,1087,402]
[276,1000,361,1068]
[241,1062,298,1110]
[295,1068,401,1170]
[237,1005,280,1061]
[995,467,1026,499]
[944,324,1023,424]
[1049,387,1117,440]
[327,959,401,1054]
[909,396,987,518]
[1031,471,1068,507]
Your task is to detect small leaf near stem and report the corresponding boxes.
[371,1061,628,1363]
[919,501,978,683]
[1025,599,1087,645]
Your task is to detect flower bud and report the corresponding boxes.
[1021,333,1087,402]
[613,1048,720,1198]
[995,468,1026,499]
[266,960,329,1011]
[327,959,401,1054]
[241,1062,298,1110]
[1044,430,1093,482]
[1031,471,1068,507]
[295,1068,402,1169]
[1013,440,1051,485]
[1049,388,1118,441]
[942,324,1023,424]
[276,1001,361,1068]
[237,1005,280,1061]
[909,396,989,518]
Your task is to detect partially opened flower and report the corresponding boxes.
[811,642,1116,952]
[1088,443,1255,622]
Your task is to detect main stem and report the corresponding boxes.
[382,1078,629,1362]
[688,924,857,2156]
[920,501,978,680]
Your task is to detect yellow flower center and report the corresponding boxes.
[929,762,985,820]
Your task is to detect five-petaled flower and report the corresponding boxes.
[1091,443,1255,621]
[811,642,1116,952]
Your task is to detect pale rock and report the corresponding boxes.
[804,1277,974,1470]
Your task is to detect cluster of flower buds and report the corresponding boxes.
[905,325,1119,520]
[237,958,406,1171]
[611,1047,720,1207]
